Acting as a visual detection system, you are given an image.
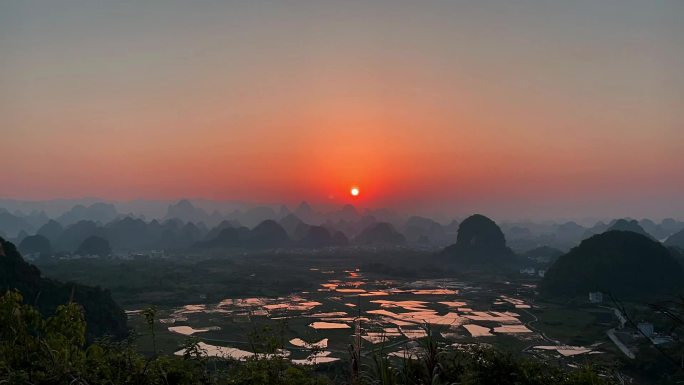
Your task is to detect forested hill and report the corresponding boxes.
[540,231,684,299]
[0,237,127,339]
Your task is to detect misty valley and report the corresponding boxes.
[2,200,684,384]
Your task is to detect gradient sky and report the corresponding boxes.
[1,0,683,219]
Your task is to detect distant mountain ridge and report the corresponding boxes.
[665,228,684,249]
[604,219,654,239]
[3,200,684,255]
[194,220,289,250]
[57,202,118,226]
[354,222,406,245]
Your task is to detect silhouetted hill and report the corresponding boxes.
[182,222,204,242]
[203,219,241,241]
[605,219,654,239]
[76,236,112,256]
[330,204,360,223]
[583,221,609,238]
[665,228,684,249]
[0,210,34,237]
[670,247,684,268]
[12,210,49,230]
[156,220,207,250]
[57,202,118,226]
[293,201,318,224]
[234,206,278,228]
[363,208,401,225]
[15,230,28,244]
[332,230,350,246]
[196,226,251,249]
[0,237,127,339]
[403,216,447,244]
[354,222,406,245]
[639,218,684,240]
[195,220,290,250]
[54,220,104,252]
[247,220,290,248]
[661,218,684,238]
[164,199,209,224]
[292,223,312,241]
[18,234,53,256]
[444,219,460,234]
[207,210,224,227]
[276,205,291,219]
[37,219,64,243]
[441,214,515,264]
[279,214,306,238]
[103,217,150,250]
[297,225,335,248]
[540,231,684,299]
[556,221,586,239]
[328,215,379,239]
[37,216,213,252]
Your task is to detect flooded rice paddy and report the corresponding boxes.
[130,267,596,365]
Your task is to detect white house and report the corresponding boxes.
[588,292,603,304]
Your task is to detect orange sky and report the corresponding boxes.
[1,1,683,219]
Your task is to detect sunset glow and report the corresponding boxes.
[1,1,682,219]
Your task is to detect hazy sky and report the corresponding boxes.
[2,0,683,219]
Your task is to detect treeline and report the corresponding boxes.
[0,237,127,339]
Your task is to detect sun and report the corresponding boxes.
[350,187,360,197]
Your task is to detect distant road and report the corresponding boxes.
[521,307,560,345]
[607,328,635,359]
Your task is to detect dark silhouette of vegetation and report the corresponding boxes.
[0,237,127,339]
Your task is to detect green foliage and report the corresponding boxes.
[143,306,159,355]
[359,344,611,385]
[224,358,329,385]
[0,291,329,384]
[0,237,128,339]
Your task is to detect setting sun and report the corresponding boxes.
[350,187,360,197]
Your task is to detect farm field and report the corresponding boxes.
[126,264,610,367]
